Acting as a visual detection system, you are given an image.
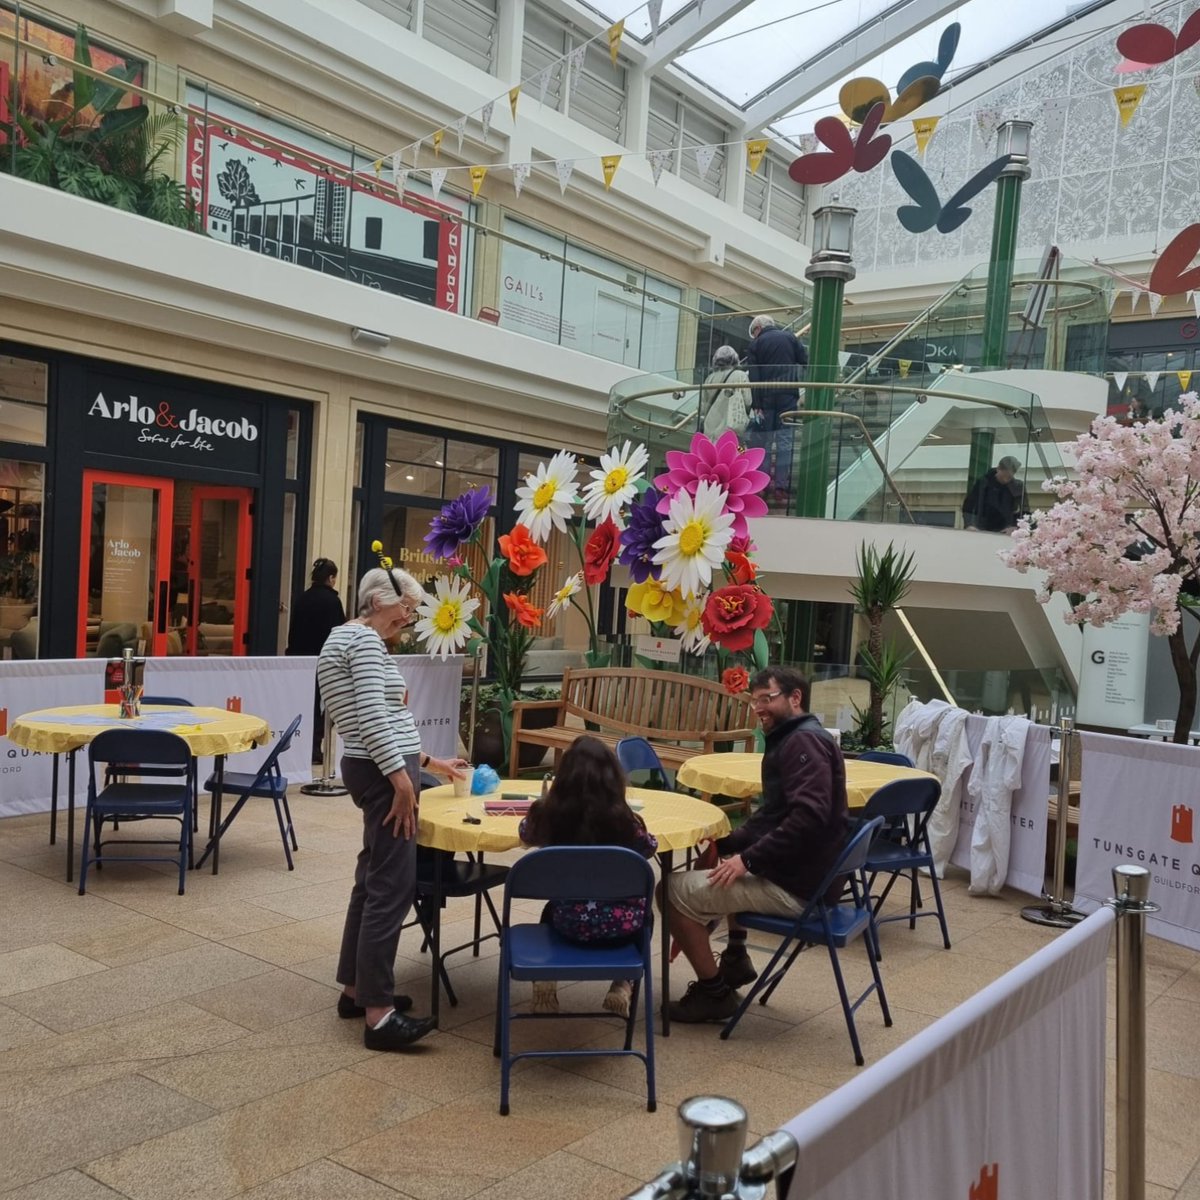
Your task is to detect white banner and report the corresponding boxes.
[1076,611,1149,728]
[783,907,1113,1200]
[1075,731,1200,949]
[0,660,107,817]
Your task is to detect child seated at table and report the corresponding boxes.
[519,736,657,1018]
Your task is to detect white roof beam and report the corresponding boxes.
[738,0,964,134]
[644,0,758,71]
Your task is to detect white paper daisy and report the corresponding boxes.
[674,592,711,655]
[514,450,579,543]
[413,574,480,660]
[581,441,648,528]
[547,572,582,618]
[652,479,734,599]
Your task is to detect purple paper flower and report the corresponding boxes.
[424,486,492,560]
[618,486,665,583]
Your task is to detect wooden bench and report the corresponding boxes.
[508,667,756,779]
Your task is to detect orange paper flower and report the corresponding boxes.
[722,665,750,695]
[503,591,544,629]
[498,524,548,577]
[725,548,757,586]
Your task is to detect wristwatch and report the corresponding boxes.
[421,753,431,768]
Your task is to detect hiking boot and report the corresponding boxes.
[667,980,740,1024]
[719,946,758,989]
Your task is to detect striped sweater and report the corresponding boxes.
[316,623,421,776]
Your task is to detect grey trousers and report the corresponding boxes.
[336,753,420,1008]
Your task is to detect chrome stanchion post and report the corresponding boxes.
[299,710,348,797]
[1110,864,1158,1200]
[1022,716,1085,928]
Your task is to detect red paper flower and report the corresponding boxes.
[701,584,773,652]
[722,665,750,695]
[498,524,548,577]
[503,592,544,629]
[583,519,621,585]
[725,548,757,586]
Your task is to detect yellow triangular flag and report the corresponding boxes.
[1179,370,1193,391]
[508,86,521,122]
[913,117,940,156]
[601,154,621,190]
[898,359,912,379]
[746,139,768,175]
[608,20,624,67]
[1114,84,1146,128]
[372,159,383,178]
[469,165,487,197]
[432,129,444,156]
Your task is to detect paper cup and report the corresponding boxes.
[1156,718,1174,732]
[452,773,472,798]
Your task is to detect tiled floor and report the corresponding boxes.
[2,795,1198,1199]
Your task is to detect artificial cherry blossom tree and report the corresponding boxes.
[1002,395,1200,743]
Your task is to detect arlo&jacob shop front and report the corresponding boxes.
[0,344,311,660]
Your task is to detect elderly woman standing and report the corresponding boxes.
[318,565,465,1051]
[701,345,751,440]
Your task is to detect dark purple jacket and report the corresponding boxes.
[718,713,847,902]
[745,327,808,410]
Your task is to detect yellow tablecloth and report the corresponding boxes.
[676,751,938,809]
[8,705,271,758]
[418,781,731,855]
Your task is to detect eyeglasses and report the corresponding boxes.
[750,690,783,708]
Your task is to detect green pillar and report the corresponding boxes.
[967,428,994,495]
[980,121,1033,370]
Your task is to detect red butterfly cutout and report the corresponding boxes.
[1148,224,1200,297]
[1116,8,1200,66]
[788,102,891,187]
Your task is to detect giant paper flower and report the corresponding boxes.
[653,430,770,538]
[652,479,735,599]
[504,591,544,629]
[515,450,578,543]
[583,519,621,585]
[627,578,686,626]
[725,547,757,586]
[581,441,648,528]
[423,486,491,560]
[547,572,581,618]
[701,584,773,652]
[673,593,711,655]
[414,574,480,660]
[617,486,665,583]
[498,523,548,577]
[722,666,750,696]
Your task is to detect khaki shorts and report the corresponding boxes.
[667,869,806,926]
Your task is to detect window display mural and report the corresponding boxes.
[185,91,472,312]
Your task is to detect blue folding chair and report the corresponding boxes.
[719,817,892,1065]
[107,696,200,831]
[194,714,302,873]
[860,777,951,956]
[615,736,673,790]
[493,846,656,1116]
[856,749,916,768]
[80,729,193,896]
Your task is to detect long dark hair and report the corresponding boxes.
[521,736,643,848]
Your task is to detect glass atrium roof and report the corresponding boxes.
[583,0,1118,134]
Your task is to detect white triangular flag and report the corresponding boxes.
[390,154,402,186]
[512,162,531,197]
[798,133,817,156]
[1148,291,1164,316]
[648,0,663,40]
[1145,371,1161,391]
[837,351,851,367]
[454,116,467,154]
[394,168,409,198]
[694,145,716,182]
[411,139,422,168]
[481,101,494,142]
[568,45,586,96]
[1193,291,1200,318]
[554,158,574,195]
[1112,371,1128,393]
[429,168,447,202]
[974,107,1003,147]
[1108,287,1123,313]
[536,66,553,106]
[648,148,672,185]
[961,365,974,374]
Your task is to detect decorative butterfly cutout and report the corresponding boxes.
[788,102,891,186]
[839,23,960,125]
[1148,224,1200,296]
[1116,8,1200,71]
[891,151,1013,234]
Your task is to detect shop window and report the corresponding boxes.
[365,216,383,251]
[354,420,365,486]
[285,409,301,480]
[277,493,296,652]
[0,458,43,660]
[0,355,48,447]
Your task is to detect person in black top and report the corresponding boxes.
[961,456,1028,533]
[744,315,808,503]
[287,557,347,762]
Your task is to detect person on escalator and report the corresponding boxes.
[961,456,1028,533]
[744,315,808,504]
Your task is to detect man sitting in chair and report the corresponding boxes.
[661,666,847,1023]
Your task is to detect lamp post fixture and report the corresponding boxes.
[793,202,856,519]
[979,119,1033,371]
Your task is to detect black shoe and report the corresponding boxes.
[667,980,740,1024]
[719,947,759,989]
[363,1010,437,1051]
[338,992,413,1019]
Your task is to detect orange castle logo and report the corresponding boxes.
[225,696,242,713]
[1171,804,1194,845]
[0,707,7,737]
[970,1164,998,1200]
